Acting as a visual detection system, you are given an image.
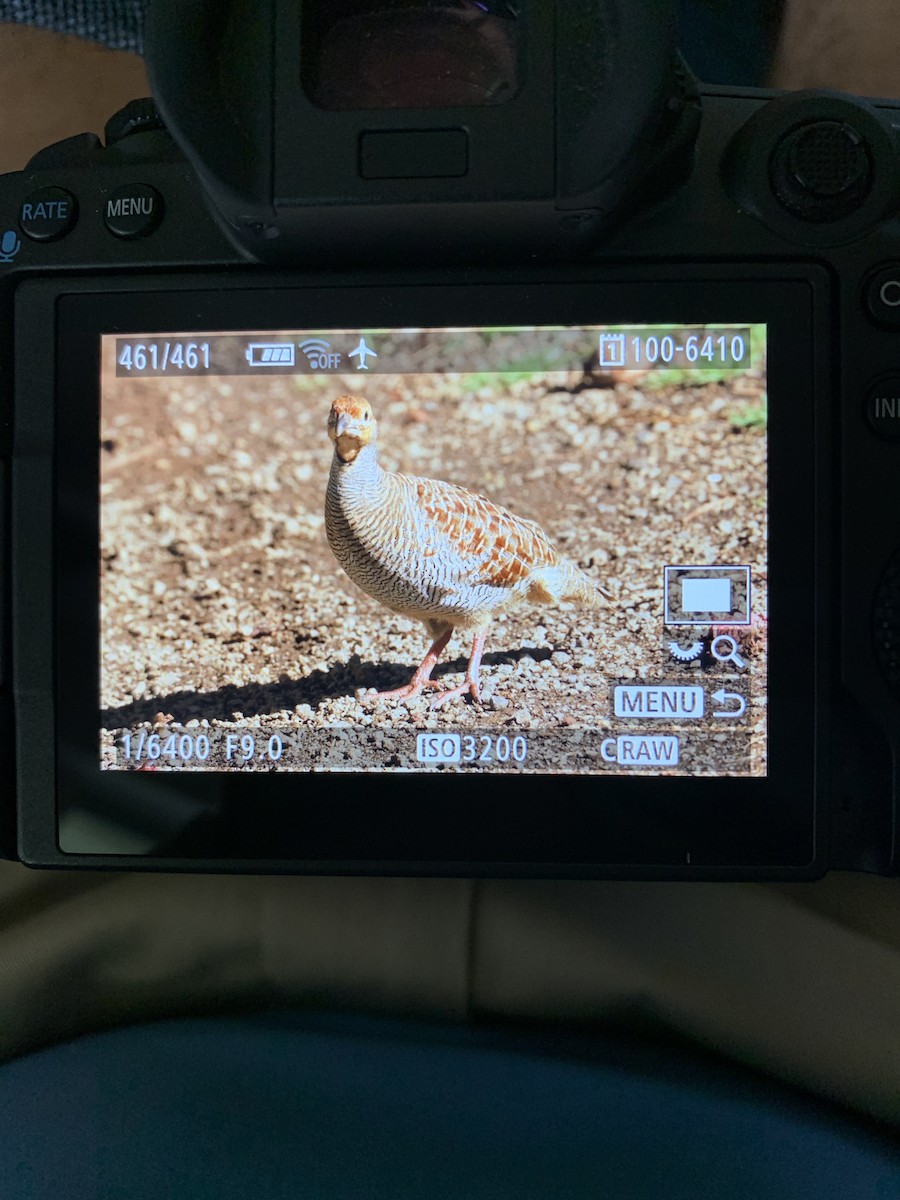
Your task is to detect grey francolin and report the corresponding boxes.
[325,395,609,706]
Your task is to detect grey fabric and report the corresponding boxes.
[0,0,143,52]
[3,864,900,1131]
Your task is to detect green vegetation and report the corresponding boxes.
[641,365,734,390]
[459,353,573,389]
[728,399,768,428]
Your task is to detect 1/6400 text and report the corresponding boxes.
[119,730,284,763]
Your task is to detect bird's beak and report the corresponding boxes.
[335,412,352,437]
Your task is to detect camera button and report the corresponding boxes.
[18,187,78,242]
[864,265,900,329]
[104,184,164,239]
[864,376,900,441]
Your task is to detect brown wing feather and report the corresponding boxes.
[405,474,561,589]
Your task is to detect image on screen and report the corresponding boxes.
[99,323,768,775]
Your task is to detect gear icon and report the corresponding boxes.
[667,639,705,662]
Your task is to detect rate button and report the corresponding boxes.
[19,186,78,242]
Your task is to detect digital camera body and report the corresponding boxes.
[0,1,898,879]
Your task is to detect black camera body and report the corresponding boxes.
[0,1,898,879]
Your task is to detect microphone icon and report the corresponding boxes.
[0,230,22,262]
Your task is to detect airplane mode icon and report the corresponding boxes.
[349,338,378,370]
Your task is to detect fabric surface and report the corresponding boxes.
[2,1009,898,1199]
[0,2,781,86]
[2,864,900,1133]
[0,0,142,51]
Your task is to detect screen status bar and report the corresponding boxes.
[113,326,753,378]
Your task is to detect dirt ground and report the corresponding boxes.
[99,332,767,775]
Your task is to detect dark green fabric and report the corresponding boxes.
[2,1011,898,1199]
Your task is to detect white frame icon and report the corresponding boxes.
[664,565,751,625]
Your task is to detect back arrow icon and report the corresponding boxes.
[711,688,746,718]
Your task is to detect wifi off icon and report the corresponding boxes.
[299,339,341,369]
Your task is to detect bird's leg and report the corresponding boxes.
[371,627,453,701]
[430,630,488,709]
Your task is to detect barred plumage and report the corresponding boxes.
[325,395,608,705]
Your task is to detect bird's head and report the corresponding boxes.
[328,395,377,464]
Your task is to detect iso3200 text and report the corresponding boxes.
[416,733,529,764]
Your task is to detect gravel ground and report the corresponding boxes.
[99,334,767,775]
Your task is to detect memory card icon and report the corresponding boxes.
[246,342,296,367]
[598,332,626,368]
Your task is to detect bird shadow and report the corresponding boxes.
[100,646,554,729]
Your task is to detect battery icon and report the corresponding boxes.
[245,343,296,367]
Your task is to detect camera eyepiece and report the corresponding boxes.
[145,0,696,265]
[304,0,521,110]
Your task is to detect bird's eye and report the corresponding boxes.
[363,412,370,421]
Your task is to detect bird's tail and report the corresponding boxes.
[529,561,611,608]
[561,563,612,609]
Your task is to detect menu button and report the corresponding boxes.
[614,685,705,719]
[104,184,164,239]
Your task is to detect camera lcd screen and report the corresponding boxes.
[99,322,768,780]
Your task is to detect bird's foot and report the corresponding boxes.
[368,679,441,702]
[429,679,482,710]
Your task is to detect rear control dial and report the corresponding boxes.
[769,120,873,222]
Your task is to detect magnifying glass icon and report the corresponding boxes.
[710,634,747,669]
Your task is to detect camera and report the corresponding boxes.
[1,0,898,879]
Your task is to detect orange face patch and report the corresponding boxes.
[328,395,376,460]
[329,395,373,425]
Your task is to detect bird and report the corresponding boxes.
[324,394,610,707]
